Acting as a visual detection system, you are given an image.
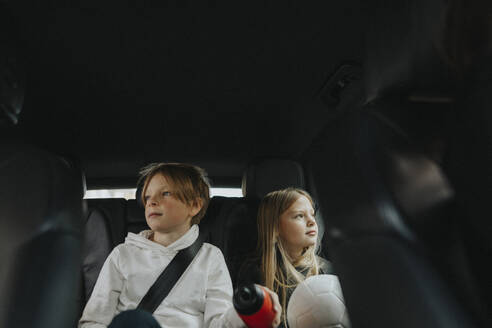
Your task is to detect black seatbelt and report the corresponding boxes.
[137,235,204,313]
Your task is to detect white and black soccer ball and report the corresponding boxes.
[287,274,351,328]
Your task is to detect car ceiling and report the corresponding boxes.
[4,1,364,186]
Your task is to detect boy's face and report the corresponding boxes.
[144,173,200,235]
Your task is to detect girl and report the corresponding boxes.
[238,188,333,328]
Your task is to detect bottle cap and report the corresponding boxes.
[233,284,265,315]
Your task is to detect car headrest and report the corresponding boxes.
[127,199,149,234]
[0,144,84,249]
[127,199,145,224]
[0,143,84,328]
[242,159,305,199]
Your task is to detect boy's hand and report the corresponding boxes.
[259,285,282,328]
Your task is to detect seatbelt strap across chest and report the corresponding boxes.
[137,235,204,313]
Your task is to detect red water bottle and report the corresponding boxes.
[233,284,276,328]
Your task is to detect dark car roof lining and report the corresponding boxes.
[3,2,364,184]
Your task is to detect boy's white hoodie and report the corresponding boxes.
[79,225,245,328]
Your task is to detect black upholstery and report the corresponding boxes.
[81,207,114,303]
[86,198,127,247]
[306,111,476,328]
[241,159,305,199]
[126,199,149,234]
[81,199,127,310]
[303,0,485,327]
[199,196,260,286]
[0,144,84,328]
[445,54,492,325]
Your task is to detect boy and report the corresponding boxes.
[79,163,280,328]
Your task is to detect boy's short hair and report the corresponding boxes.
[138,162,211,225]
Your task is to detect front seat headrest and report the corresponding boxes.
[0,143,84,328]
[242,159,305,199]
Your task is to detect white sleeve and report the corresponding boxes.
[203,248,246,328]
[78,247,124,328]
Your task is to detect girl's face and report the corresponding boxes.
[143,173,200,235]
[278,195,317,259]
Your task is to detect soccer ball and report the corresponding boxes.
[287,274,351,328]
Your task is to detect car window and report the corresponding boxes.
[84,188,242,200]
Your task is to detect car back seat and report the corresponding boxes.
[81,198,126,305]
[201,159,308,285]
[199,196,260,286]
[79,159,307,311]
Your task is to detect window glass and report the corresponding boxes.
[210,188,243,197]
[84,189,136,200]
[84,187,242,200]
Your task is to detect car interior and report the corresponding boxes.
[1,0,491,327]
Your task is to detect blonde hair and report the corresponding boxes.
[139,163,210,225]
[257,187,320,323]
